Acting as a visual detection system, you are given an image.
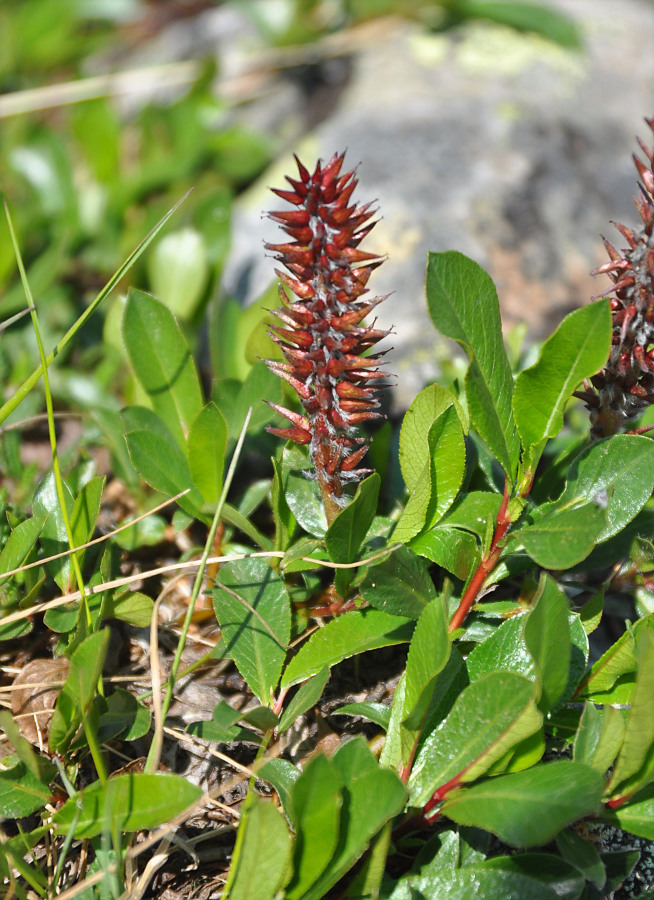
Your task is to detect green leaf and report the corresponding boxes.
[554,434,654,541]
[401,597,451,764]
[466,615,535,684]
[575,618,648,701]
[278,668,330,733]
[443,761,604,849]
[33,473,74,590]
[272,456,295,551]
[123,426,204,518]
[299,739,407,900]
[0,757,52,817]
[0,515,44,583]
[388,863,560,900]
[395,385,466,542]
[281,443,327,538]
[603,782,654,840]
[360,545,436,620]
[103,591,155,628]
[481,853,584,899]
[514,502,607,568]
[97,688,151,743]
[579,588,603,635]
[285,755,343,898]
[188,402,228,504]
[213,557,291,703]
[123,287,203,448]
[556,828,606,890]
[606,622,654,800]
[513,300,611,456]
[333,702,391,731]
[258,758,301,823]
[409,526,480,580]
[49,629,111,753]
[403,597,450,722]
[409,672,542,807]
[524,575,571,712]
[439,491,503,539]
[426,251,519,476]
[459,0,581,47]
[325,474,379,564]
[53,773,202,838]
[573,702,625,776]
[281,609,414,689]
[226,797,292,900]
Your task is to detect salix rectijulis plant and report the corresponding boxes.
[6,129,654,900]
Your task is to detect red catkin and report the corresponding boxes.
[264,153,390,523]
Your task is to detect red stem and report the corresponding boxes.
[448,477,513,633]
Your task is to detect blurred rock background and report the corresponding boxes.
[2,0,653,408]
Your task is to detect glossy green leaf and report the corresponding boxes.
[514,502,606,568]
[32,473,74,590]
[258,758,301,824]
[395,385,466,542]
[285,755,343,898]
[53,773,202,838]
[278,668,330,733]
[466,615,535,683]
[443,761,604,848]
[213,557,290,703]
[409,526,479,580]
[573,702,625,777]
[188,402,228,504]
[0,757,52,818]
[333,702,391,731]
[603,782,654,840]
[482,853,584,899]
[579,588,604,635]
[281,443,327,538]
[388,865,560,900]
[554,434,654,541]
[0,514,44,583]
[409,672,541,807]
[360,545,436,620]
[513,300,611,453]
[123,427,203,518]
[439,491,503,540]
[402,597,450,723]
[524,575,571,712]
[123,287,203,448]
[575,618,647,700]
[227,797,292,900]
[606,622,654,800]
[299,739,407,900]
[281,609,414,689]
[325,473,379,564]
[426,251,519,475]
